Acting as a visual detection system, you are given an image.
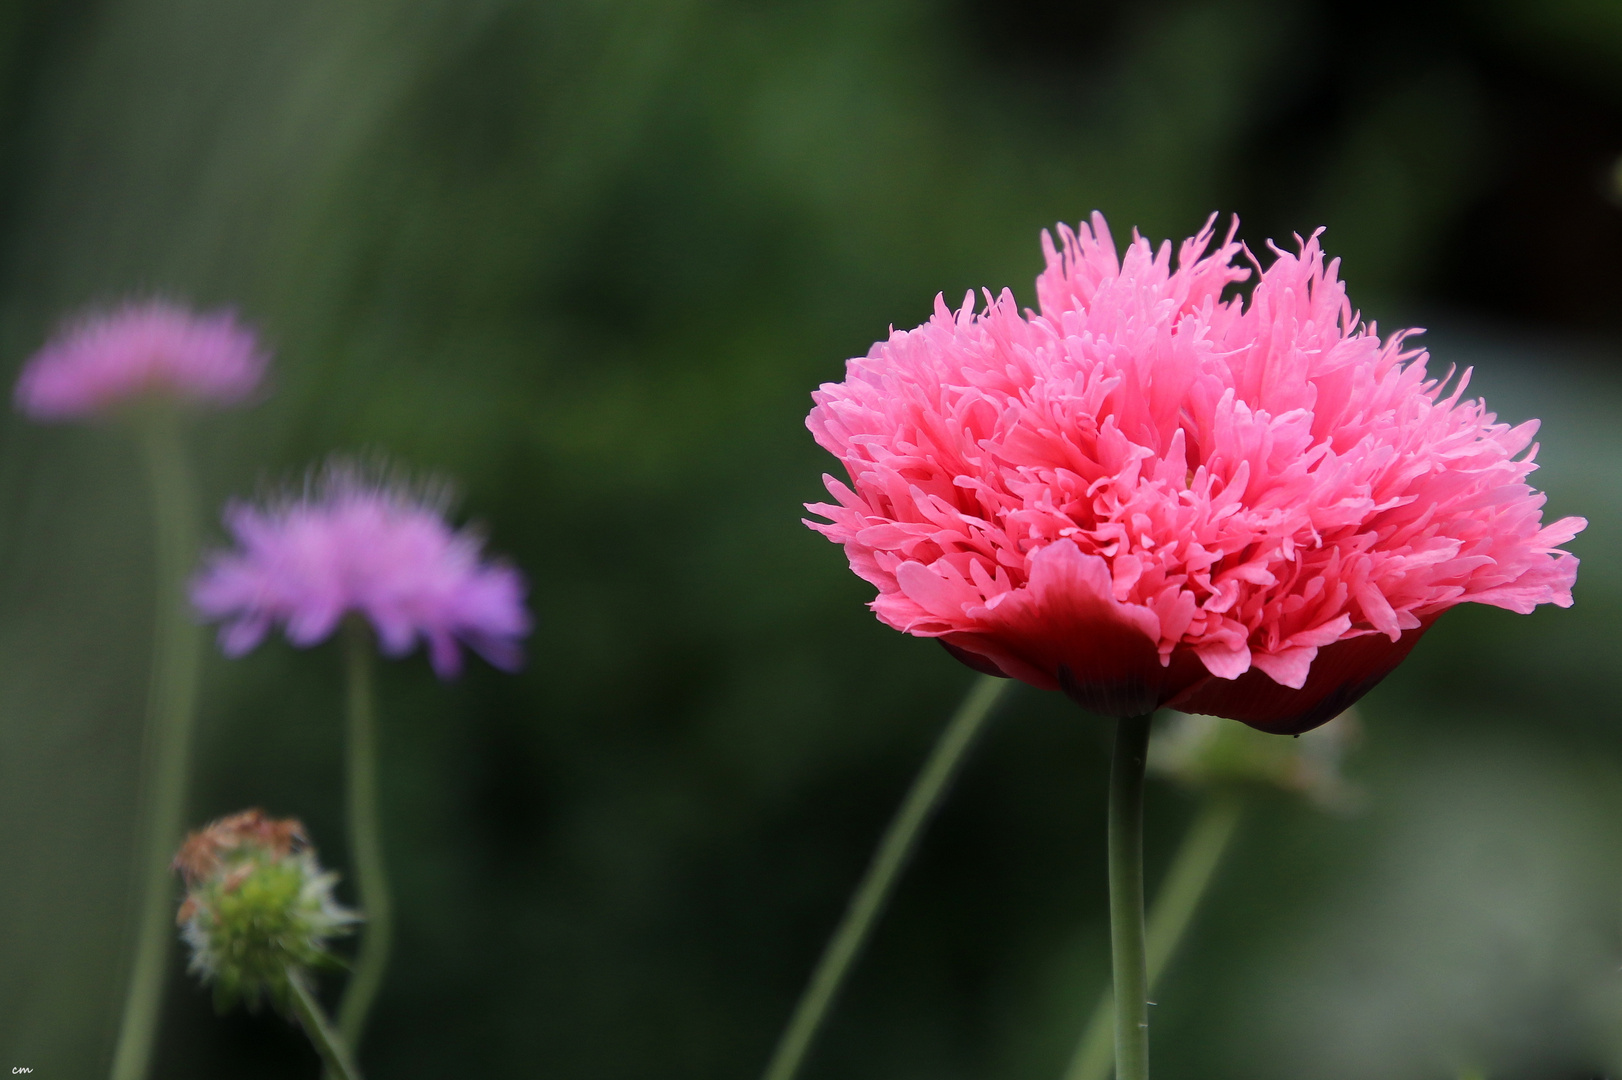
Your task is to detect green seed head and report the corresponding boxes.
[173,810,357,1013]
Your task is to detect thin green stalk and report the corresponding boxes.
[759,674,1010,1080]
[1063,795,1243,1080]
[1108,714,1153,1080]
[334,619,392,1069]
[109,409,203,1080]
[288,968,365,1080]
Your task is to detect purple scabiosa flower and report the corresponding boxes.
[191,462,531,678]
[14,300,267,420]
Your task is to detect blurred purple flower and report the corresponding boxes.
[192,462,530,678]
[14,300,267,420]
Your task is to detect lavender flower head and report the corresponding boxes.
[14,300,267,420]
[191,462,531,678]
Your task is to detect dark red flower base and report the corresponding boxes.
[941,620,1433,735]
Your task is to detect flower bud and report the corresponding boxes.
[1147,708,1362,812]
[173,809,357,1012]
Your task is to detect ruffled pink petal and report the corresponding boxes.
[1248,646,1318,689]
[806,213,1586,730]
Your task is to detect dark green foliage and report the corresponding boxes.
[0,1,1617,1078]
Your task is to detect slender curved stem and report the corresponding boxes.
[288,968,365,1080]
[334,619,392,1068]
[1108,714,1153,1080]
[1063,794,1243,1080]
[109,409,203,1080]
[758,675,1010,1080]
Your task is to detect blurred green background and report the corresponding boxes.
[0,0,1617,1076]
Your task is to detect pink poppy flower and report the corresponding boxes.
[14,301,267,420]
[192,463,530,679]
[806,214,1585,733]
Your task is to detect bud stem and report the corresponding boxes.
[333,619,392,1071]
[1065,793,1242,1080]
[758,674,1009,1080]
[1109,713,1154,1080]
[289,968,365,1080]
[109,408,203,1080]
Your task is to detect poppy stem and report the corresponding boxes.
[1064,793,1243,1080]
[332,619,392,1074]
[1109,712,1154,1080]
[289,967,365,1080]
[758,674,1009,1080]
[109,408,202,1080]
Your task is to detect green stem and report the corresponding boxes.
[1108,714,1153,1080]
[109,409,203,1080]
[1062,794,1243,1080]
[288,968,365,1080]
[759,674,1010,1080]
[334,619,392,1068]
